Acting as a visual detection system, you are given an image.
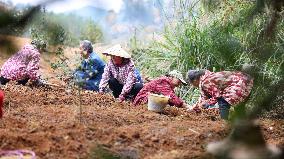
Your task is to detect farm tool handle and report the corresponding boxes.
[45,82,61,87]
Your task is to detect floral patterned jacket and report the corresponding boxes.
[1,44,40,81]
[99,59,142,97]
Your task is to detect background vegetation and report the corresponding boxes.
[0,3,104,48]
[130,0,284,110]
[29,8,104,47]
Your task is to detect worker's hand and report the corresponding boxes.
[118,95,125,102]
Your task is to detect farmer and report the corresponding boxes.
[187,69,253,120]
[73,40,105,91]
[0,90,3,118]
[99,44,143,102]
[134,70,188,108]
[0,39,46,86]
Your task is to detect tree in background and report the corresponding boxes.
[80,18,103,44]
[29,12,104,47]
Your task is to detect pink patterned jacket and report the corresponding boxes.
[198,70,253,106]
[99,59,138,97]
[1,44,40,81]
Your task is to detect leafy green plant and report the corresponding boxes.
[89,144,121,159]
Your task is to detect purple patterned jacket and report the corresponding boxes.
[1,44,40,81]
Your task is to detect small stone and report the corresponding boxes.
[151,137,159,142]
[64,136,69,140]
[119,133,127,139]
[208,133,213,137]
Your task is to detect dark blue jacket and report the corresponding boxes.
[74,52,105,91]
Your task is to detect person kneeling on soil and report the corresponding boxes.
[0,90,4,118]
[133,70,188,108]
[99,44,143,102]
[187,69,253,120]
[73,40,105,91]
[0,39,46,86]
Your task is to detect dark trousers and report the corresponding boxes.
[0,76,30,85]
[217,97,231,120]
[108,77,143,99]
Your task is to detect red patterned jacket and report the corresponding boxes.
[134,76,183,107]
[198,70,253,106]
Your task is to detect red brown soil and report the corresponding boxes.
[0,85,283,159]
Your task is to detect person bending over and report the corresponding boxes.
[187,69,253,120]
[134,70,188,108]
[0,39,46,86]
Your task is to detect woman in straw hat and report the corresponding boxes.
[134,70,188,108]
[0,39,46,86]
[73,40,105,91]
[99,44,143,102]
[187,69,253,120]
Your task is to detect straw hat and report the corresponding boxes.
[102,44,131,58]
[169,70,187,85]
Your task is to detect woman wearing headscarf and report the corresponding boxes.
[99,44,143,102]
[134,70,188,108]
[0,39,46,86]
[187,69,253,119]
[73,40,105,91]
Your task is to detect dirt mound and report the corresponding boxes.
[0,85,283,159]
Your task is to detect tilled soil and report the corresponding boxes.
[0,84,283,159]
